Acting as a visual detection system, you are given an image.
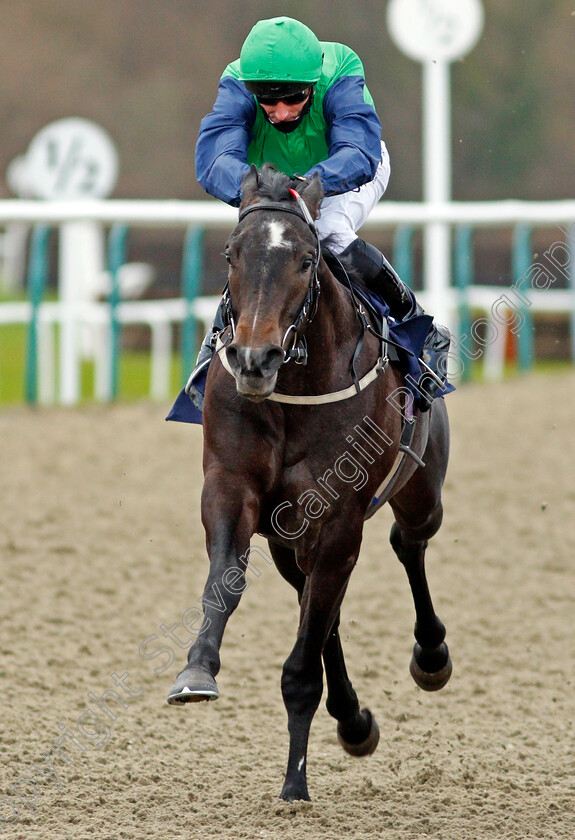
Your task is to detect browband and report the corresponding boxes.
[238,201,312,226]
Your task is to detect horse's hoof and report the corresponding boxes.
[167,667,219,705]
[279,785,311,803]
[337,708,380,757]
[410,644,452,691]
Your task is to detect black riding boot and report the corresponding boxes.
[185,297,228,410]
[341,238,451,409]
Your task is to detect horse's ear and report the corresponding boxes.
[240,165,260,207]
[299,173,324,220]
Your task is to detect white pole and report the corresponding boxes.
[423,59,452,329]
[38,318,56,404]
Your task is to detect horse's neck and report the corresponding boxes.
[309,265,361,353]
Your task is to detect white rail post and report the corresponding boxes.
[423,58,452,328]
[58,221,82,404]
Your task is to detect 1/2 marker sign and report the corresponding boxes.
[387,0,484,63]
[25,117,119,200]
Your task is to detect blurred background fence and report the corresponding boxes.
[0,198,574,406]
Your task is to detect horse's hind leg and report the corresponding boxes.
[323,615,380,756]
[389,402,452,690]
[389,515,452,691]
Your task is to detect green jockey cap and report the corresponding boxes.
[239,17,323,89]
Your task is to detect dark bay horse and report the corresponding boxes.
[168,164,452,802]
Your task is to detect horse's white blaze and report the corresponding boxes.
[244,347,254,368]
[251,304,262,334]
[267,220,288,249]
[249,221,288,333]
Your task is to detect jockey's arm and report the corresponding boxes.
[195,77,255,206]
[306,76,383,196]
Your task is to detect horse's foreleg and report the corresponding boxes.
[268,543,379,760]
[390,517,452,691]
[167,475,259,705]
[279,548,358,802]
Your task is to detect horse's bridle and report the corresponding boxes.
[216,189,393,406]
[223,190,322,366]
[215,187,426,483]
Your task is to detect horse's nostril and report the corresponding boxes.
[226,345,239,372]
[260,346,284,376]
[226,344,283,378]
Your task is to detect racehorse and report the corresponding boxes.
[168,163,452,802]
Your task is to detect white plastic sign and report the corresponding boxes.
[387,0,484,63]
[25,118,119,200]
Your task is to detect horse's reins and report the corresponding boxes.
[216,189,388,405]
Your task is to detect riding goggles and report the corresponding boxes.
[256,88,311,106]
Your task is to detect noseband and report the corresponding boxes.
[225,190,322,365]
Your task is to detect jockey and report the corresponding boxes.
[188,16,450,410]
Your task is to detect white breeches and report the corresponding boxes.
[315,141,391,254]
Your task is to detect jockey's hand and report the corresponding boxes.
[292,173,313,190]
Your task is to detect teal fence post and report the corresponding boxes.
[25,225,51,404]
[181,226,204,386]
[393,225,414,289]
[107,224,128,400]
[512,224,534,371]
[454,225,474,382]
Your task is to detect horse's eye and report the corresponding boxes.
[225,252,232,265]
[301,258,313,272]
